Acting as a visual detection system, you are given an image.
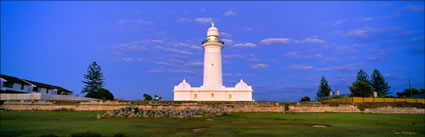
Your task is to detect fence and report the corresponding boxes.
[321,97,425,104]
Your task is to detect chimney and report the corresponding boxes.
[336,89,340,96]
[329,90,333,96]
[373,91,378,98]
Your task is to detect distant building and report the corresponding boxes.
[0,74,72,95]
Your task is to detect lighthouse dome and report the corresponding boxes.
[207,23,219,37]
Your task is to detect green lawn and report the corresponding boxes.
[1,111,423,137]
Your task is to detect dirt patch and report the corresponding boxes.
[192,128,207,133]
[312,125,328,128]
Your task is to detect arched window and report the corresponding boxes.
[228,94,232,100]
[194,94,198,99]
[211,93,215,98]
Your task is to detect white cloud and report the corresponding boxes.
[223,54,246,59]
[361,17,373,22]
[221,39,233,45]
[121,57,145,63]
[184,61,203,67]
[260,38,290,45]
[333,19,346,25]
[284,51,299,58]
[121,57,134,62]
[220,32,232,37]
[251,64,269,70]
[194,17,213,24]
[295,38,326,45]
[223,73,233,76]
[155,46,193,55]
[405,5,424,12]
[190,45,202,50]
[233,42,257,48]
[288,64,312,71]
[224,10,237,16]
[317,64,363,72]
[347,27,378,38]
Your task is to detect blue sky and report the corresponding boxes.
[1,1,424,101]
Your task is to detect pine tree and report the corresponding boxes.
[356,69,370,83]
[82,61,104,97]
[316,76,332,100]
[349,81,373,97]
[371,69,391,97]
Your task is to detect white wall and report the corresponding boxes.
[174,90,252,101]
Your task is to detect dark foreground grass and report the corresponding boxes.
[1,111,423,137]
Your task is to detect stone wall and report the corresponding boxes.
[0,100,424,114]
[0,93,98,101]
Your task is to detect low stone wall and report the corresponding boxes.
[0,101,424,114]
[0,93,98,101]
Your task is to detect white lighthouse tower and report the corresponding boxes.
[202,23,224,89]
[173,23,253,101]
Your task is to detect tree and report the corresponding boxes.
[154,95,162,101]
[349,81,373,97]
[82,61,104,96]
[143,94,153,101]
[316,76,332,100]
[396,88,425,97]
[370,69,391,97]
[356,69,370,83]
[300,96,311,101]
[86,88,114,100]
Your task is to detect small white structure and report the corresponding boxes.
[173,23,253,101]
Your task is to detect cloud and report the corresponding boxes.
[221,39,233,45]
[184,61,203,67]
[405,5,424,12]
[190,45,202,50]
[247,54,260,62]
[260,38,290,45]
[121,57,144,63]
[317,64,364,72]
[295,38,326,45]
[223,54,246,59]
[333,19,346,25]
[147,68,196,74]
[346,27,378,39]
[194,17,213,24]
[118,19,154,25]
[223,73,233,76]
[251,64,269,70]
[361,17,373,22]
[224,10,237,16]
[154,46,193,55]
[220,32,232,37]
[384,74,408,79]
[288,64,313,71]
[233,42,257,48]
[284,51,299,58]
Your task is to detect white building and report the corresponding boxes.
[0,74,97,101]
[173,23,253,101]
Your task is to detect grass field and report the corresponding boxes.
[1,111,424,137]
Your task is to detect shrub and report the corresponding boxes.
[71,131,102,137]
[114,133,126,137]
[39,134,58,137]
[52,108,74,112]
[300,96,310,101]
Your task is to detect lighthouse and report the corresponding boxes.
[173,23,253,101]
[202,23,224,89]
